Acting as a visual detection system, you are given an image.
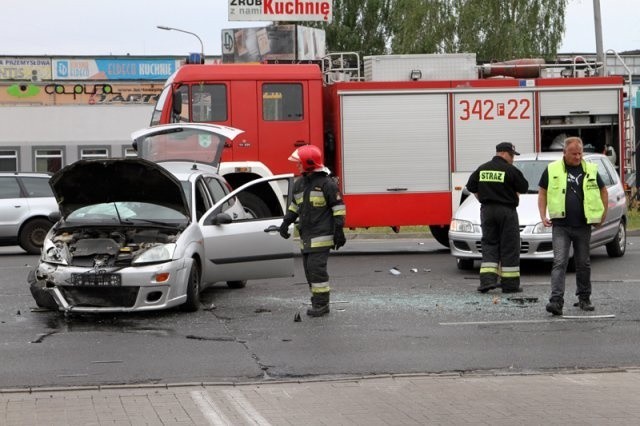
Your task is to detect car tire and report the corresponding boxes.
[19,218,53,254]
[27,269,57,310]
[457,258,475,270]
[605,220,626,257]
[429,225,450,248]
[227,280,247,289]
[238,192,270,219]
[181,261,201,312]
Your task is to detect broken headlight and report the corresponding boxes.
[42,242,70,265]
[132,243,177,265]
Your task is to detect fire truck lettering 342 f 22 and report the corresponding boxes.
[151,55,627,247]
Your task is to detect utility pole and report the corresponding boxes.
[593,0,604,74]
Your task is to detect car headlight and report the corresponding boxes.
[532,222,552,234]
[450,219,475,233]
[42,242,69,265]
[132,243,177,265]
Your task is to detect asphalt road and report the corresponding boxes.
[1,236,640,390]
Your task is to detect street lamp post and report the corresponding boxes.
[156,25,205,63]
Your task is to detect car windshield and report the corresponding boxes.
[66,202,189,226]
[513,160,551,193]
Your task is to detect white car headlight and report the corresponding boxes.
[132,243,177,265]
[42,242,69,265]
[450,219,475,233]
[532,222,552,234]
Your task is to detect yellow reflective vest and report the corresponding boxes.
[546,159,604,224]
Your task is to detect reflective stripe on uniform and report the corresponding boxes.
[500,265,520,278]
[332,204,346,216]
[288,204,299,213]
[310,235,334,248]
[479,262,499,274]
[308,190,326,207]
[311,282,330,293]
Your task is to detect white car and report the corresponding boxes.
[449,152,628,270]
[30,124,294,313]
[0,172,58,253]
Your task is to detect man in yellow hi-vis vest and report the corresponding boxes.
[538,137,608,316]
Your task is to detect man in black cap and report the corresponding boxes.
[466,142,529,293]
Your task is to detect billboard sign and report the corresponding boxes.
[228,0,332,22]
[52,59,179,80]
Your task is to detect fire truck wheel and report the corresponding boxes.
[239,192,270,219]
[429,225,450,248]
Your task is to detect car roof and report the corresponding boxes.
[0,172,51,178]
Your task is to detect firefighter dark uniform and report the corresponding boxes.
[279,145,346,317]
[466,142,529,293]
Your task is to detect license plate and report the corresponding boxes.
[70,273,122,287]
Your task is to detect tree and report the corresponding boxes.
[452,0,567,61]
[307,0,567,61]
[309,0,391,55]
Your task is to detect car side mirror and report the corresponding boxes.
[210,212,232,225]
[48,211,61,223]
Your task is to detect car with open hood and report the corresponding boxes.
[30,123,294,313]
[448,152,627,270]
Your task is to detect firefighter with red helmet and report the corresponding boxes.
[279,145,346,317]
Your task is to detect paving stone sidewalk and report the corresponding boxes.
[3,369,640,425]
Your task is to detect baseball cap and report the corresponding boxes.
[496,142,520,155]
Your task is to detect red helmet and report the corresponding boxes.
[289,145,323,172]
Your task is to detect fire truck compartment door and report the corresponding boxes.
[340,92,449,194]
[453,91,535,172]
[539,89,619,115]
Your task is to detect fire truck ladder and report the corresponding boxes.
[604,49,637,205]
[321,52,361,84]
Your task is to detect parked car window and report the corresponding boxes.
[262,83,303,121]
[20,177,54,197]
[590,158,615,186]
[0,177,21,198]
[513,160,551,193]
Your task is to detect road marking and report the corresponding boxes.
[440,316,614,326]
[440,319,559,326]
[222,388,272,426]
[190,390,234,426]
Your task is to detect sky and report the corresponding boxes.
[0,0,638,57]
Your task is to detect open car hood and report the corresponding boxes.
[131,123,244,169]
[50,158,189,218]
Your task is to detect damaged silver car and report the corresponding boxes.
[30,124,294,313]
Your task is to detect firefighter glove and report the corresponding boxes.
[334,228,346,250]
[279,222,291,239]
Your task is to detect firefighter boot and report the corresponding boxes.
[477,275,499,293]
[307,292,330,317]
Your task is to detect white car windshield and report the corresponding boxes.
[514,160,551,193]
[66,202,189,226]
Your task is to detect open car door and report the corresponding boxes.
[199,174,295,283]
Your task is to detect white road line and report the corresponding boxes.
[222,388,272,426]
[440,319,558,326]
[440,316,615,326]
[190,390,234,426]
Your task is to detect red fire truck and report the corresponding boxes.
[149,54,629,246]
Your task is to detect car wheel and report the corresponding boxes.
[605,220,626,258]
[19,218,53,254]
[27,269,57,310]
[457,258,475,270]
[238,192,270,219]
[429,225,450,248]
[181,261,201,312]
[227,280,247,289]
